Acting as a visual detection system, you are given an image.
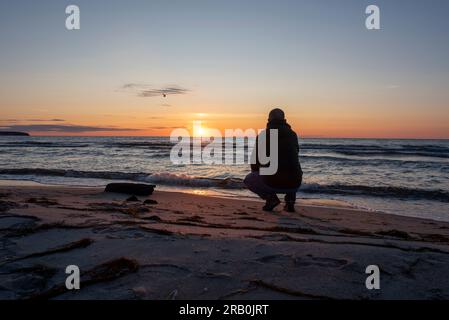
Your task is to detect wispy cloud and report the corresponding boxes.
[0,124,140,133]
[148,126,186,130]
[0,118,66,123]
[0,119,19,123]
[122,83,190,97]
[29,119,66,122]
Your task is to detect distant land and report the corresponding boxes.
[0,131,30,136]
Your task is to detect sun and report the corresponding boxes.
[193,120,209,137]
[196,126,206,137]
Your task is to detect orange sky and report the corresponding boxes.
[6,111,447,139]
[1,1,449,139]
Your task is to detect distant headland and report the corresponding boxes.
[0,131,30,136]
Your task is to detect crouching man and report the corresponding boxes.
[244,108,303,212]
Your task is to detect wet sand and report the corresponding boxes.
[1,185,449,299]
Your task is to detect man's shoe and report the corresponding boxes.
[263,196,281,211]
[284,202,295,212]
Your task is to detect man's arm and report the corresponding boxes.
[294,132,300,153]
[250,135,260,172]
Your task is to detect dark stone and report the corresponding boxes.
[143,199,158,205]
[0,131,30,136]
[126,196,139,202]
[105,183,155,196]
[145,215,162,221]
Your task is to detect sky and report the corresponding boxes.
[0,0,448,138]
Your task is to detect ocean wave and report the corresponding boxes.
[0,141,90,148]
[2,139,448,159]
[335,150,449,158]
[301,183,449,202]
[300,143,449,158]
[301,155,449,169]
[143,172,243,189]
[105,140,251,150]
[0,168,147,181]
[301,143,449,152]
[0,168,448,202]
[105,141,175,149]
[0,168,244,189]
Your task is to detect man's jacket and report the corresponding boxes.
[251,119,303,189]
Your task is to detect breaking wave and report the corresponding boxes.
[1,168,448,202]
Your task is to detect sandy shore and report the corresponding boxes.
[1,185,449,300]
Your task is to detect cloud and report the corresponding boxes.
[29,119,66,122]
[0,124,140,133]
[122,83,190,98]
[148,126,186,130]
[0,119,20,122]
[0,118,66,123]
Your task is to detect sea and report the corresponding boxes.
[0,136,448,221]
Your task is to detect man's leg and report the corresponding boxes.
[243,172,272,200]
[284,191,297,212]
[285,192,296,203]
[244,172,280,211]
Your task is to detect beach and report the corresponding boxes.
[2,184,449,300]
[1,136,448,221]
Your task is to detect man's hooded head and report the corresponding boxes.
[268,108,285,122]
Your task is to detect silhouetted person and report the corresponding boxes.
[244,108,303,212]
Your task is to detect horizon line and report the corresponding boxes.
[8,134,449,140]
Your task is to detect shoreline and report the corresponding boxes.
[0,178,359,210]
[2,183,449,299]
[0,178,445,223]
[0,183,442,224]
